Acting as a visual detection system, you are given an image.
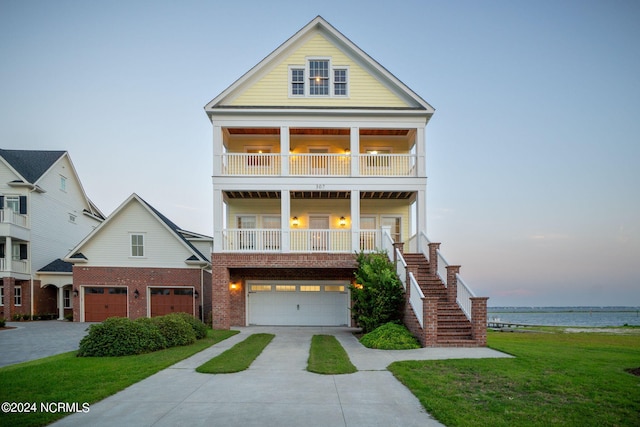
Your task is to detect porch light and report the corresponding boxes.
[194,290,199,299]
[292,216,299,227]
[339,216,346,227]
[134,289,140,299]
[73,288,78,298]
[230,282,238,290]
[345,149,350,155]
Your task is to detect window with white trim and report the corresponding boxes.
[130,234,144,257]
[289,58,348,97]
[14,285,21,306]
[63,289,71,309]
[60,175,67,192]
[0,286,4,306]
[6,196,19,213]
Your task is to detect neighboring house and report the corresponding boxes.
[64,194,212,322]
[205,16,488,346]
[0,149,104,321]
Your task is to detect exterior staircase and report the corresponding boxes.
[402,253,476,346]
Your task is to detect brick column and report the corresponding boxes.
[471,297,489,346]
[446,265,460,304]
[3,277,15,320]
[393,242,404,258]
[211,261,231,330]
[428,242,440,276]
[423,297,439,347]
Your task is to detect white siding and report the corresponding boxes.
[29,155,101,271]
[79,200,197,268]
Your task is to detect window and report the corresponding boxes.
[334,68,347,96]
[309,60,329,95]
[325,285,345,292]
[12,244,27,261]
[14,286,21,306]
[63,289,71,309]
[250,285,272,292]
[275,285,296,292]
[60,175,67,192]
[131,234,144,257]
[6,196,19,213]
[291,68,305,95]
[300,285,320,292]
[290,59,348,97]
[0,286,4,306]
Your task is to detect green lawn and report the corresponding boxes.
[307,334,357,374]
[389,330,640,427]
[0,329,238,427]
[196,333,274,373]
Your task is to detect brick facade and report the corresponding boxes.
[211,253,357,329]
[72,266,211,322]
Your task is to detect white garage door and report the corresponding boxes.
[248,281,349,326]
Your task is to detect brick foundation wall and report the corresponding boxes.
[212,253,357,328]
[72,266,208,321]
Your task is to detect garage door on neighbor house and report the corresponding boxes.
[84,287,127,322]
[247,281,349,326]
[150,287,195,317]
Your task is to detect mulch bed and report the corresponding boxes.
[625,367,640,377]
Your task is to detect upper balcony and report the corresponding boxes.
[0,209,30,241]
[214,127,425,178]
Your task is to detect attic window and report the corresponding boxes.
[289,59,348,98]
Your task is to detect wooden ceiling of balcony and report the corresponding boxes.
[226,128,409,136]
[224,191,413,199]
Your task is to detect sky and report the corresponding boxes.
[1,0,638,307]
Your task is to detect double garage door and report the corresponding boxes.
[247,281,349,326]
[83,287,194,322]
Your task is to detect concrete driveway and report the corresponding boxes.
[0,321,93,367]
[50,326,511,427]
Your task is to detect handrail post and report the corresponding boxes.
[423,297,439,347]
[471,297,489,346]
[446,265,460,304]
[428,242,440,276]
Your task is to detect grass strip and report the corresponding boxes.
[0,329,239,427]
[389,330,640,427]
[196,333,274,373]
[307,334,357,374]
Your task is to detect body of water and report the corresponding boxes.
[487,307,640,327]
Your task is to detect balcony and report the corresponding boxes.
[0,209,27,228]
[0,209,29,241]
[0,258,29,274]
[220,153,417,177]
[221,228,382,253]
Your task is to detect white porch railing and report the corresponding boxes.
[436,249,448,288]
[395,248,407,290]
[220,153,416,176]
[0,259,28,274]
[359,229,380,252]
[456,273,475,319]
[419,231,430,261]
[290,229,351,252]
[409,272,425,328]
[222,153,281,175]
[0,209,28,227]
[359,154,416,176]
[289,154,350,176]
[222,229,282,252]
[381,228,394,255]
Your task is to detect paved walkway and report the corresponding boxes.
[0,321,93,367]
[49,326,511,427]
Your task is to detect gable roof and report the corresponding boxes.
[38,258,73,273]
[205,16,434,115]
[0,149,65,184]
[65,193,211,266]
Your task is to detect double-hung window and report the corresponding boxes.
[14,286,21,306]
[290,58,348,97]
[131,234,144,257]
[63,289,71,309]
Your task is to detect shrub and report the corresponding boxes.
[360,322,421,350]
[152,313,196,347]
[64,313,74,322]
[78,317,166,357]
[350,251,405,333]
[0,317,5,328]
[171,312,208,339]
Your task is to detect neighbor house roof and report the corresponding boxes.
[0,149,66,184]
[38,258,73,273]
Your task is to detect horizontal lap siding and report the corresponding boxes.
[229,33,409,108]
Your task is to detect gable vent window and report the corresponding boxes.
[289,59,348,98]
[60,175,67,192]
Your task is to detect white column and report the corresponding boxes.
[350,127,359,176]
[213,189,224,252]
[350,190,360,252]
[281,190,290,253]
[212,125,223,176]
[416,127,426,177]
[416,189,427,253]
[58,286,65,320]
[5,236,11,272]
[280,126,289,176]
